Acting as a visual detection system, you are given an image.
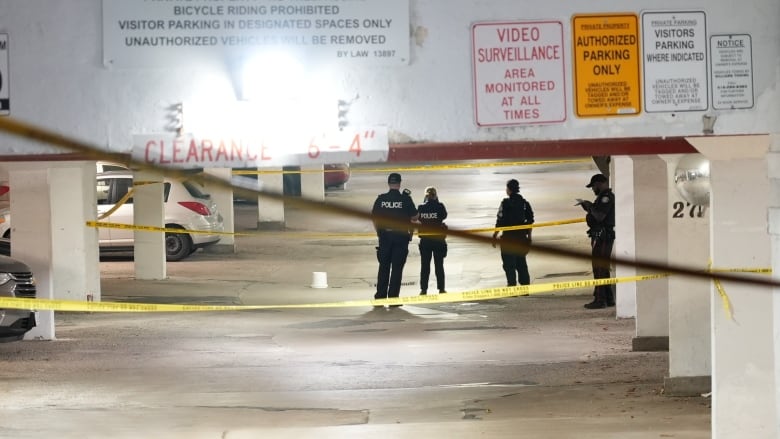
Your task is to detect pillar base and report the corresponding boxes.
[257,221,285,231]
[663,375,711,397]
[632,336,669,352]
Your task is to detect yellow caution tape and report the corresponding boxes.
[708,267,772,274]
[231,158,591,176]
[86,221,247,237]
[97,188,135,220]
[706,265,770,321]
[708,260,735,321]
[470,218,585,234]
[86,217,585,239]
[0,273,667,313]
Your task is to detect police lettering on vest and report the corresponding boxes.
[381,201,404,209]
[420,212,439,219]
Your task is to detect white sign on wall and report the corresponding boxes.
[642,11,708,113]
[103,0,409,67]
[0,34,8,116]
[133,127,389,169]
[711,34,753,110]
[471,20,566,126]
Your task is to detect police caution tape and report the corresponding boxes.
[0,273,668,313]
[85,217,586,238]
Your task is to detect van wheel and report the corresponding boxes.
[165,230,193,261]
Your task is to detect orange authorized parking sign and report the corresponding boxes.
[572,14,641,117]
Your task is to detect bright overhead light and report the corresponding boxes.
[241,50,304,102]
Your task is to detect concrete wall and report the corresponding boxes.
[0,0,776,155]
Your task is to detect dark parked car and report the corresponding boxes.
[0,243,37,342]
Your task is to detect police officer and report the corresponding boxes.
[371,173,418,306]
[577,173,616,309]
[492,179,535,286]
[417,186,448,295]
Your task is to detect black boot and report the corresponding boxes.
[584,289,606,309]
[584,299,606,309]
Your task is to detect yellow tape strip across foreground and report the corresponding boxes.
[86,217,586,239]
[0,274,667,313]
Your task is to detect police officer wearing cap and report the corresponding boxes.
[371,173,418,305]
[577,173,616,309]
[417,186,448,295]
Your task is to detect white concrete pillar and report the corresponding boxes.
[203,168,235,251]
[693,135,777,438]
[662,154,711,396]
[613,156,637,318]
[630,155,670,351]
[133,169,165,280]
[257,167,284,229]
[769,133,780,437]
[301,165,325,202]
[5,162,99,340]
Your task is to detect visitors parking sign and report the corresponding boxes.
[572,14,641,117]
[642,11,708,113]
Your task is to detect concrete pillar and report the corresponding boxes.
[301,164,325,202]
[693,135,777,438]
[203,168,235,252]
[133,169,165,280]
[4,162,99,340]
[613,156,637,318]
[662,154,711,396]
[771,133,780,438]
[257,167,284,230]
[630,155,670,351]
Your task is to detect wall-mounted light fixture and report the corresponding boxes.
[337,94,358,131]
[166,102,184,135]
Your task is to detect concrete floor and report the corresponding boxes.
[0,162,711,438]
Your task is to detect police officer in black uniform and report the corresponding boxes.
[417,186,448,295]
[492,179,535,286]
[577,173,616,309]
[372,173,418,306]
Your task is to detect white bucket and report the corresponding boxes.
[310,272,328,289]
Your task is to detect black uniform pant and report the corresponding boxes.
[375,232,410,299]
[591,237,615,304]
[500,236,530,286]
[419,238,446,292]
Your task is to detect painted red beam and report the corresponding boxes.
[388,136,696,162]
[0,137,697,164]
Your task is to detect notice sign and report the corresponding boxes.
[103,0,409,67]
[642,11,708,113]
[711,34,753,110]
[471,20,566,127]
[572,14,641,117]
[0,34,8,115]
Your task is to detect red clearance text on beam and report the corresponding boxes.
[132,127,388,169]
[471,20,566,127]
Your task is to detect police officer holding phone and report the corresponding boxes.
[576,173,616,309]
[372,173,418,306]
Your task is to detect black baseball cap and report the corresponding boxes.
[388,173,402,184]
[586,174,608,188]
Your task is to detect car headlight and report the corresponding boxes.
[0,273,11,285]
